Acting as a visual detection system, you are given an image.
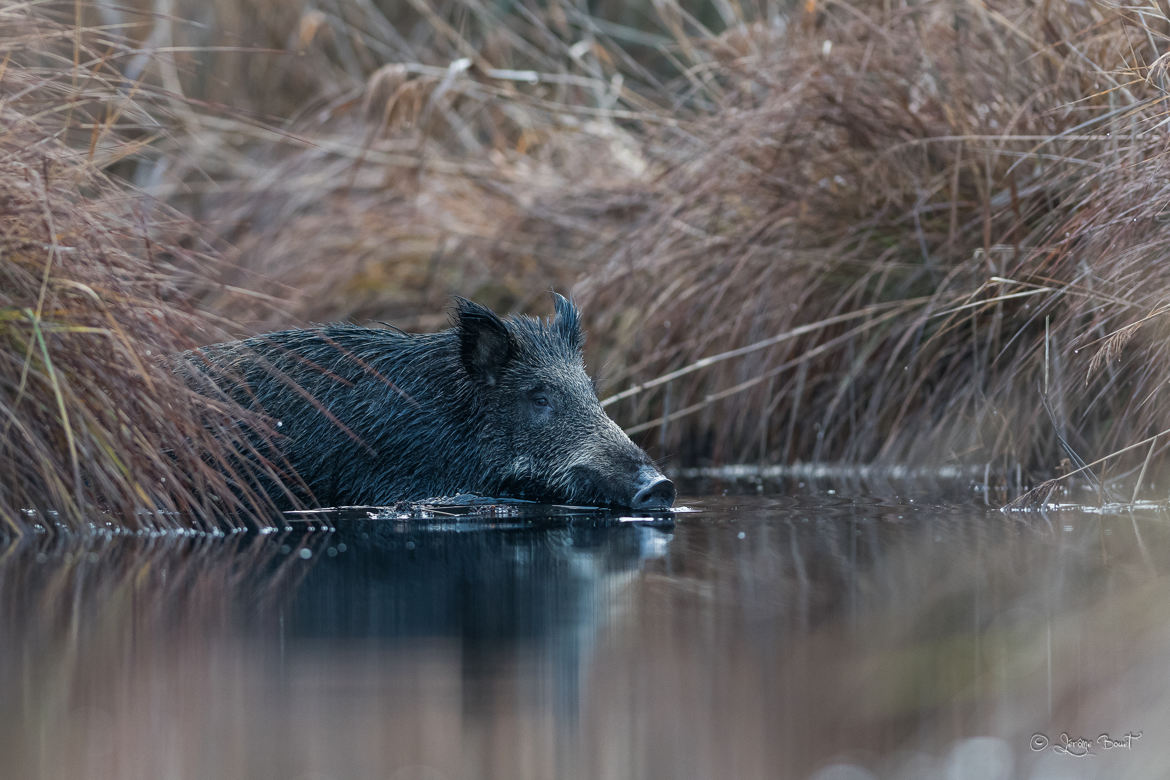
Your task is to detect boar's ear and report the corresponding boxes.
[455,297,513,386]
[551,292,583,353]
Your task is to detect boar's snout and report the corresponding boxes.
[630,467,676,510]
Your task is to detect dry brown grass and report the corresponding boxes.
[572,2,1170,498]
[8,0,1170,521]
[0,4,289,531]
[152,0,1170,500]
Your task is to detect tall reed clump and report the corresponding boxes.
[27,0,1170,502]
[88,0,672,331]
[0,6,287,532]
[570,1,1170,497]
[148,0,1170,496]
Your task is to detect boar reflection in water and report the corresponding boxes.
[182,294,674,510]
[287,519,673,642]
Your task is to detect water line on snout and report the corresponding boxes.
[631,472,676,511]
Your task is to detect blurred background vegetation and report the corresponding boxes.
[5,0,1170,527]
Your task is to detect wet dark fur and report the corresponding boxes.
[180,295,670,508]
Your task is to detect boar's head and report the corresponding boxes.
[456,293,675,510]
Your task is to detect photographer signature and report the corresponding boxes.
[1030,731,1141,757]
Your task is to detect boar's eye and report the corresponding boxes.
[528,387,552,411]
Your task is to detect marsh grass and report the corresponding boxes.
[559,2,1170,498]
[0,5,291,531]
[160,0,1170,502]
[572,2,1170,501]
[7,0,1170,525]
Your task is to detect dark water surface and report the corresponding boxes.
[2,491,1167,780]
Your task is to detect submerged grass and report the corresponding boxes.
[6,0,1170,526]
